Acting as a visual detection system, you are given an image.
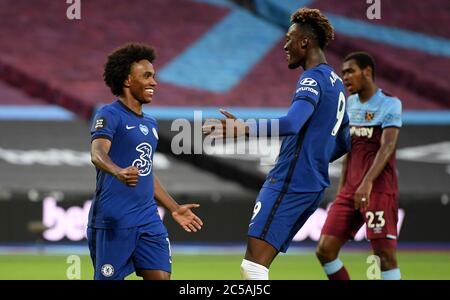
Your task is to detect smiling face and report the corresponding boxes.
[284,24,307,69]
[126,59,157,104]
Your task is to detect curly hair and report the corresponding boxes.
[290,8,334,49]
[103,43,156,96]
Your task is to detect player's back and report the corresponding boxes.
[263,63,348,193]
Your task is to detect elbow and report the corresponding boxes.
[90,156,97,167]
[285,129,297,135]
[90,151,100,167]
[285,121,300,135]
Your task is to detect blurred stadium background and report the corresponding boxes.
[0,0,449,279]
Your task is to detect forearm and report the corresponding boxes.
[154,175,179,213]
[337,154,348,192]
[91,149,121,177]
[362,144,395,184]
[248,116,302,137]
[361,127,400,186]
[248,100,314,137]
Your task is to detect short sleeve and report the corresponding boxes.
[292,69,322,108]
[90,106,119,141]
[382,98,402,128]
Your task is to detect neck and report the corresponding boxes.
[303,49,327,70]
[358,83,378,103]
[119,95,143,115]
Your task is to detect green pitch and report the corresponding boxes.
[0,251,449,280]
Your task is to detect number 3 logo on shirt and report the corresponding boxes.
[133,142,153,176]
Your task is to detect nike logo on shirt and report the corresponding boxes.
[126,125,136,130]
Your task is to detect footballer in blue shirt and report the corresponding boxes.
[88,43,203,280]
[203,8,350,279]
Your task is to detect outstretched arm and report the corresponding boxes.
[202,100,314,138]
[154,175,203,233]
[249,100,315,137]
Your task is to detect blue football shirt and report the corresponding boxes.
[88,100,162,229]
[263,63,350,193]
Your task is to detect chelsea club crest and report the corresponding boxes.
[139,124,149,136]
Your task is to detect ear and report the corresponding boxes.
[363,66,373,79]
[123,75,131,88]
[300,37,309,49]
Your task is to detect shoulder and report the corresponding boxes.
[376,91,402,127]
[143,114,158,127]
[295,67,325,98]
[300,64,344,92]
[379,90,402,111]
[95,102,120,116]
[91,102,122,131]
[298,66,326,86]
[91,104,119,133]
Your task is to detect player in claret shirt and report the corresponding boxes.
[317,52,402,280]
[88,43,203,280]
[203,8,350,280]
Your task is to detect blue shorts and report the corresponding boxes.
[248,187,324,252]
[87,221,171,280]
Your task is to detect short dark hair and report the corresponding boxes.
[290,8,334,49]
[344,51,376,79]
[103,43,156,96]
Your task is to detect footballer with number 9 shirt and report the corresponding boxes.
[203,8,350,280]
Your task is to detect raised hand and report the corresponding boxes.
[202,108,247,138]
[219,108,237,120]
